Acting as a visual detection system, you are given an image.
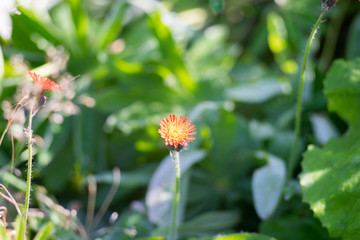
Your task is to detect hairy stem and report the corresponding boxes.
[20,104,34,239]
[170,150,180,240]
[287,11,326,181]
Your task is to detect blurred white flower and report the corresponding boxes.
[0,0,16,40]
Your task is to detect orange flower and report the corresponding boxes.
[27,70,62,90]
[159,114,196,151]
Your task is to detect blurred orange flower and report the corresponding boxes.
[27,70,62,90]
[159,114,196,151]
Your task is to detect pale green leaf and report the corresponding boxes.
[225,79,289,103]
[252,152,286,220]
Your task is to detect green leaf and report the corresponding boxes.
[323,59,360,124]
[0,172,27,192]
[34,222,53,240]
[147,12,196,91]
[73,106,105,174]
[188,233,277,240]
[135,238,164,240]
[14,7,61,47]
[209,0,225,14]
[15,215,24,240]
[66,0,90,42]
[37,117,72,170]
[93,165,154,188]
[94,0,127,50]
[267,12,287,54]
[180,211,240,237]
[309,113,339,145]
[51,3,83,56]
[0,46,4,81]
[225,79,289,103]
[146,150,205,225]
[260,216,330,240]
[187,25,238,81]
[299,59,360,240]
[346,13,360,60]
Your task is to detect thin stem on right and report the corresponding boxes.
[287,11,326,181]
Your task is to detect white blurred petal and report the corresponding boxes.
[0,0,15,11]
[0,13,12,40]
[18,0,60,12]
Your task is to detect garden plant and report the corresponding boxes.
[0,0,360,239]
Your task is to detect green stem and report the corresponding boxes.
[21,104,34,239]
[287,11,326,181]
[170,150,180,240]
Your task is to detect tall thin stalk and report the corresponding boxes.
[170,150,180,240]
[287,11,326,181]
[20,103,34,239]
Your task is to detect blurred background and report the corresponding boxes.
[0,0,359,239]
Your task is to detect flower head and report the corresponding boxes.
[321,0,336,11]
[27,70,62,90]
[158,114,196,151]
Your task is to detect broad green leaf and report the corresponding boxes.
[252,152,286,220]
[324,59,360,124]
[188,233,277,240]
[209,0,225,14]
[260,215,330,240]
[299,59,360,239]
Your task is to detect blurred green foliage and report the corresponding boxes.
[0,0,359,239]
